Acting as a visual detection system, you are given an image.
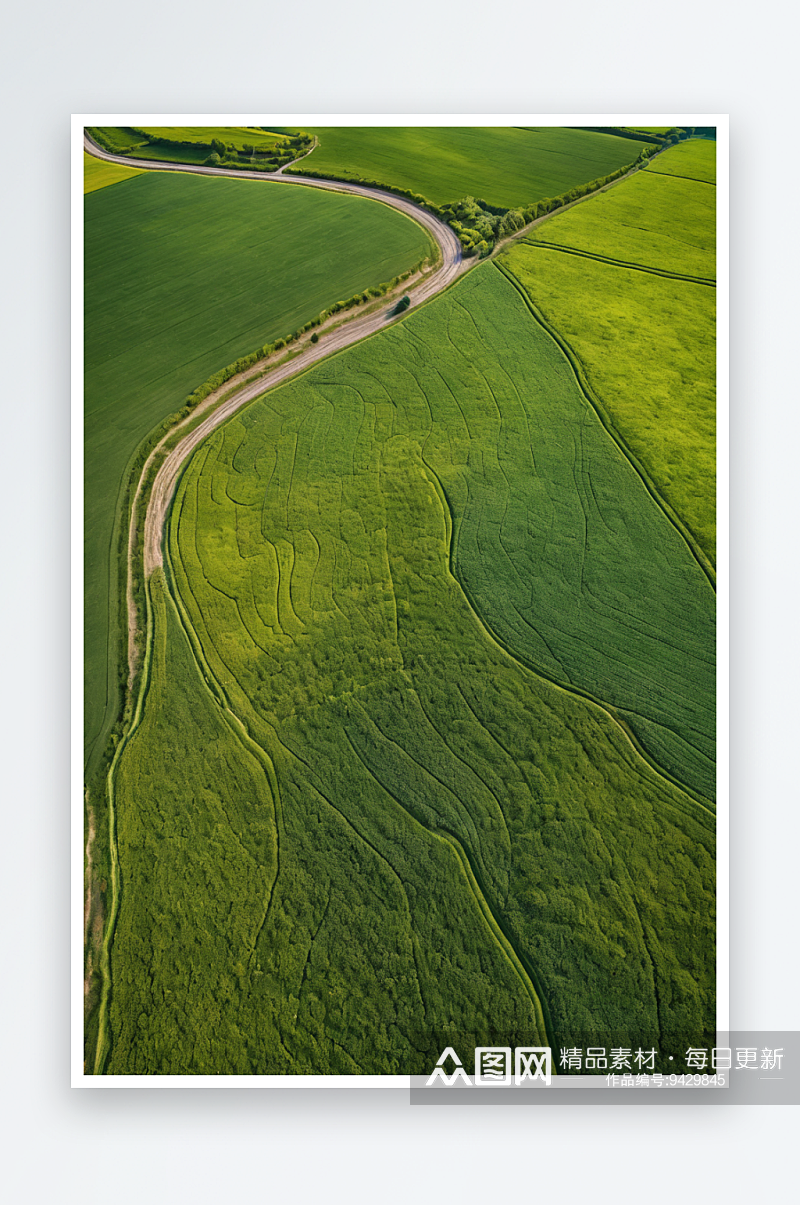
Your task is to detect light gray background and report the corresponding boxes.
[2,1,797,1200]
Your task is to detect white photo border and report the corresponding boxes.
[73,113,728,1087]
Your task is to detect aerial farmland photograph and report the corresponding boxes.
[81,120,718,1078]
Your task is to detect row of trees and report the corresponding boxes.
[442,148,659,259]
[570,125,693,145]
[203,137,313,171]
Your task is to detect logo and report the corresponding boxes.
[425,1046,472,1086]
[515,1047,552,1085]
[426,1046,552,1087]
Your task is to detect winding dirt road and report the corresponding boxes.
[84,132,464,575]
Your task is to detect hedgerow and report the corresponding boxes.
[568,126,668,144]
[86,127,149,155]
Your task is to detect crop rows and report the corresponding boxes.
[108,261,715,1072]
[296,126,652,210]
[83,168,432,775]
[502,142,717,568]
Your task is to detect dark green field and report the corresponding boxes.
[84,169,433,775]
[123,143,218,165]
[296,126,650,209]
[106,263,715,1074]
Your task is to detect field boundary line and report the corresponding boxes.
[343,718,555,1052]
[164,448,557,1059]
[521,239,716,286]
[494,260,717,589]
[646,167,716,187]
[418,452,716,827]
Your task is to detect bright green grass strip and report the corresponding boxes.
[83,151,144,194]
[501,243,715,569]
[84,170,432,771]
[647,139,717,184]
[135,126,287,150]
[297,127,650,209]
[109,572,547,1073]
[524,169,716,279]
[157,266,715,1061]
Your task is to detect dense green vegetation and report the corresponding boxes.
[502,145,716,569]
[107,571,548,1073]
[87,126,150,154]
[297,126,651,210]
[84,169,433,777]
[88,126,312,171]
[106,261,715,1073]
[83,151,143,194]
[647,138,716,184]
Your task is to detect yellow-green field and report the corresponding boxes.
[647,139,716,184]
[503,141,716,568]
[83,151,144,194]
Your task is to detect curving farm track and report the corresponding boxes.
[85,130,465,574]
[84,131,467,1069]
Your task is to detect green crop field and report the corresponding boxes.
[107,573,549,1073]
[83,151,144,194]
[502,147,716,569]
[522,169,715,280]
[104,262,715,1073]
[134,126,288,151]
[84,168,433,777]
[87,126,717,1080]
[647,138,717,184]
[296,127,650,209]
